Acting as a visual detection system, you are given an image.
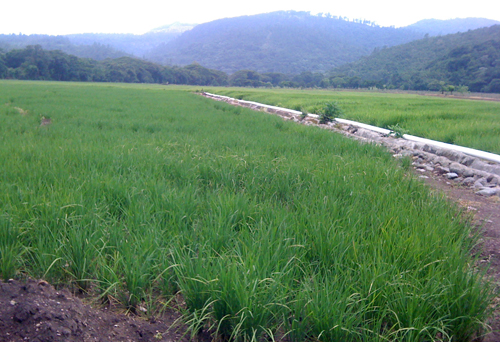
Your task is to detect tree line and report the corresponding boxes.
[0,45,352,87]
[0,45,227,85]
[0,45,402,88]
[1,44,499,94]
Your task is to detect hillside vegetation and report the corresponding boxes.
[330,25,500,92]
[147,11,424,74]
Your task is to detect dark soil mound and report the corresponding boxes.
[0,279,187,342]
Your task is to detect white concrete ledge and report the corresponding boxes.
[203,92,500,164]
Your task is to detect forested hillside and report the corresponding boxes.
[329,25,500,92]
[147,11,424,74]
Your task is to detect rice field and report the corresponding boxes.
[0,80,493,341]
[206,87,500,155]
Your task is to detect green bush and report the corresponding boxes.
[388,123,409,138]
[319,101,343,124]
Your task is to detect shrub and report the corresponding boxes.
[319,102,343,124]
[388,123,409,138]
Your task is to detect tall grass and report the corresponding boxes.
[0,80,492,341]
[207,87,500,154]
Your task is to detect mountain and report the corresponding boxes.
[3,13,499,84]
[65,24,194,58]
[0,23,195,61]
[0,34,130,60]
[406,18,500,36]
[145,11,425,74]
[329,25,500,92]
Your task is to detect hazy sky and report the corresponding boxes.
[2,0,499,35]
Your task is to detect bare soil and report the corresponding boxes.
[0,279,188,342]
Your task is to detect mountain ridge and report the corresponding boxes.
[2,13,499,73]
[145,11,425,74]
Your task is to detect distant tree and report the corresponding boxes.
[484,79,500,93]
[184,63,228,86]
[427,80,444,91]
[0,54,6,78]
[24,64,39,79]
[49,50,71,81]
[319,78,330,88]
[229,70,263,87]
[262,72,288,86]
[440,82,447,94]
[456,85,469,94]
[329,76,346,88]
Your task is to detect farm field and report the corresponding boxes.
[206,87,500,155]
[0,80,494,341]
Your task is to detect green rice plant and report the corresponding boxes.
[119,238,157,310]
[60,224,100,290]
[288,272,369,342]
[94,250,122,303]
[173,246,215,315]
[26,225,65,281]
[155,250,179,297]
[231,106,242,115]
[183,302,217,340]
[209,254,283,340]
[0,215,23,281]
[398,155,413,171]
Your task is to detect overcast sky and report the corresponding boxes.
[2,0,499,35]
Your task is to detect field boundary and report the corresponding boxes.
[202,91,500,197]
